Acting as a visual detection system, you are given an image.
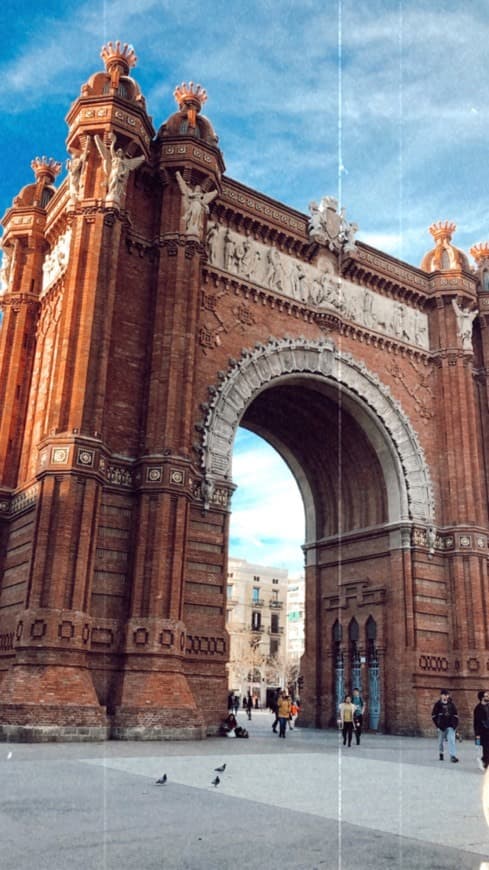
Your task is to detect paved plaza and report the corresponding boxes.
[1,709,489,869]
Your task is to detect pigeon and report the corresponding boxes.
[211,776,220,787]
[214,763,226,772]
[155,774,167,785]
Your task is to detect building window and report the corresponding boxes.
[271,613,279,633]
[253,575,260,582]
[270,638,279,656]
[252,587,260,602]
[272,590,279,602]
[251,611,261,631]
[272,578,279,584]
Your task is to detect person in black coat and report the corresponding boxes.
[245,692,253,720]
[474,689,489,770]
[431,689,459,762]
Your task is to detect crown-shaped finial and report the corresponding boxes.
[174,82,208,111]
[100,41,137,77]
[31,156,62,182]
[470,242,489,264]
[173,82,208,129]
[429,220,457,242]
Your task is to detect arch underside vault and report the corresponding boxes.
[201,336,435,536]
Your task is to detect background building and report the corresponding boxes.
[226,558,288,707]
[286,575,305,695]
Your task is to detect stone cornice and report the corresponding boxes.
[344,244,429,303]
[214,176,311,256]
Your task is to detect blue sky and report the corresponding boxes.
[2,0,488,573]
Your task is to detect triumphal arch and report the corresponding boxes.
[1,42,489,739]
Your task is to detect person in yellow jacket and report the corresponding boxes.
[277,690,292,739]
[338,694,356,747]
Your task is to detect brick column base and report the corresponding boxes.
[0,662,108,741]
[110,669,206,740]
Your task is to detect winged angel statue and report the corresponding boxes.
[175,171,217,236]
[94,132,145,207]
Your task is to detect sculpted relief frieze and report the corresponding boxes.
[206,224,429,350]
[41,228,72,297]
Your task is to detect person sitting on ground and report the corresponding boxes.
[219,712,237,736]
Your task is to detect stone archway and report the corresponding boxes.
[199,335,436,732]
[200,336,434,526]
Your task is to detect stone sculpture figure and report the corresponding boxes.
[342,219,358,254]
[362,290,375,328]
[308,200,323,235]
[41,229,72,292]
[95,132,145,207]
[201,476,215,511]
[414,310,428,345]
[239,239,260,280]
[265,248,286,293]
[309,276,324,306]
[66,138,90,204]
[452,299,478,350]
[0,247,12,291]
[291,262,308,302]
[206,221,220,264]
[175,171,217,236]
[223,228,235,270]
[427,526,437,555]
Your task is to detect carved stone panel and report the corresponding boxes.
[206,225,429,349]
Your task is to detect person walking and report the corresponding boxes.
[277,690,292,738]
[474,689,489,771]
[271,690,280,734]
[289,699,299,730]
[245,693,253,721]
[352,687,366,745]
[431,688,459,762]
[338,694,356,747]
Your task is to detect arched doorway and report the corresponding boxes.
[227,429,305,708]
[200,336,434,732]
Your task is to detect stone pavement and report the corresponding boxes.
[1,709,489,869]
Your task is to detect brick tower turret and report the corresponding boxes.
[0,44,227,740]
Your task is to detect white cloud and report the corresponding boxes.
[230,430,305,573]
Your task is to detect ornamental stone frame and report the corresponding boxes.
[200,336,435,528]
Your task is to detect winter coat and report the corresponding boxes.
[277,695,292,718]
[474,702,489,736]
[431,699,458,731]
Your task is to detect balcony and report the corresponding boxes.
[269,600,283,609]
[251,598,265,607]
[268,626,284,635]
[250,626,265,634]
